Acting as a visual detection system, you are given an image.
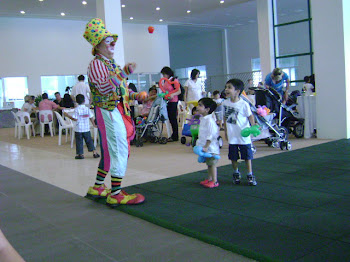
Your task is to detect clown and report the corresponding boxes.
[84,18,146,206]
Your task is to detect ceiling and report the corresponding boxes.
[0,0,309,38]
[0,0,257,28]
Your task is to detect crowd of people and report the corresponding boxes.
[18,17,316,207]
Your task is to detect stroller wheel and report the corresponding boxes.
[181,136,186,144]
[272,141,280,148]
[293,123,304,138]
[159,137,168,144]
[135,139,143,147]
[278,126,289,140]
[280,141,285,150]
[286,141,292,150]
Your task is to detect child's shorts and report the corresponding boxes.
[228,144,253,161]
[214,110,223,121]
[206,155,219,166]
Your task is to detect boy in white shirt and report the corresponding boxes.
[223,79,257,186]
[64,94,100,159]
[196,97,220,188]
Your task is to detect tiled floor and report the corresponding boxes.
[0,127,332,261]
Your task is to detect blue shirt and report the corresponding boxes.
[265,72,289,96]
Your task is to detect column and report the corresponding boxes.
[256,0,275,79]
[96,0,125,66]
[311,0,350,139]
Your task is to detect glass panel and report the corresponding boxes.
[137,74,151,92]
[251,58,261,71]
[276,55,312,84]
[3,77,28,109]
[41,75,81,99]
[275,21,310,57]
[274,0,309,25]
[151,74,161,86]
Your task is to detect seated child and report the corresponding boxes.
[140,86,158,117]
[213,90,224,130]
[64,94,100,160]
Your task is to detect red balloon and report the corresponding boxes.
[148,26,154,34]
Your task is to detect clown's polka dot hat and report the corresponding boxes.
[83,18,118,55]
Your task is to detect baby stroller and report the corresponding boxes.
[255,87,305,139]
[134,96,168,147]
[241,92,293,151]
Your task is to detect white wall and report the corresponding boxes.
[0,17,170,96]
[169,30,224,77]
[311,0,349,139]
[123,23,170,73]
[226,23,260,73]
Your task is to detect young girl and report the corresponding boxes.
[196,98,220,188]
[140,86,158,117]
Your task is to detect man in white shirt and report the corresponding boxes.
[71,75,91,107]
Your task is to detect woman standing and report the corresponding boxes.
[160,66,181,142]
[184,69,205,102]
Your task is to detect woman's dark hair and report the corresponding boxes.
[226,78,244,95]
[63,94,74,108]
[198,97,217,114]
[42,93,48,99]
[213,90,220,96]
[78,75,85,81]
[190,69,200,80]
[160,66,174,78]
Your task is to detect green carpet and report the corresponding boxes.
[87,139,350,262]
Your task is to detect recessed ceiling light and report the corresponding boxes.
[82,1,87,5]
[20,11,25,14]
[61,12,65,16]
[129,17,133,20]
[187,10,191,13]
[156,7,160,11]
[39,0,44,2]
[121,4,125,8]
[220,0,225,3]
[159,19,163,22]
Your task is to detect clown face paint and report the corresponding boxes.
[96,36,116,59]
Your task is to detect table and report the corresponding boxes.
[296,95,317,138]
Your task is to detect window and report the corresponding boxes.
[175,65,207,86]
[272,0,313,89]
[1,77,28,108]
[41,75,84,99]
[251,58,262,87]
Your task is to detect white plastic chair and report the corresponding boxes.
[177,101,187,128]
[11,111,20,138]
[15,111,35,139]
[54,111,74,146]
[39,110,55,137]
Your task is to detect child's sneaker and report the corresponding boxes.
[200,179,211,185]
[86,184,110,198]
[106,190,145,206]
[232,172,241,184]
[247,174,257,186]
[203,181,219,188]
